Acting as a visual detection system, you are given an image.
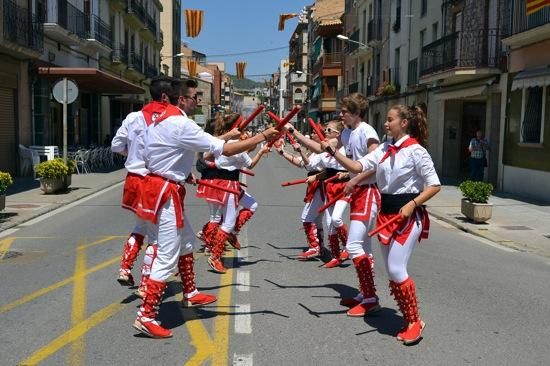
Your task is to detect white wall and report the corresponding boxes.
[502,165,550,202]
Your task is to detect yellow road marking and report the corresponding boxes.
[68,246,87,365]
[78,236,123,250]
[19,301,126,366]
[0,255,119,314]
[0,237,16,260]
[184,257,233,366]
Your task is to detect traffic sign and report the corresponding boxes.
[52,79,79,104]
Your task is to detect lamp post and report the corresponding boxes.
[336,34,371,50]
[160,53,185,77]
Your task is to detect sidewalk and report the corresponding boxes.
[0,169,127,233]
[2,170,550,258]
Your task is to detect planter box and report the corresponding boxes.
[461,199,493,223]
[0,194,5,211]
[40,178,64,194]
[63,174,72,189]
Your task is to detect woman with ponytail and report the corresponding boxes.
[322,104,440,345]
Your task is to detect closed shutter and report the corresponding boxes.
[0,87,16,174]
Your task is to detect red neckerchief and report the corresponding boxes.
[379,137,419,164]
[154,104,185,124]
[141,101,168,126]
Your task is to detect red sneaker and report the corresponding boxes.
[346,301,381,317]
[324,258,341,268]
[117,269,134,287]
[133,317,172,338]
[298,248,320,260]
[340,294,363,307]
[397,321,425,344]
[207,257,227,274]
[340,249,349,261]
[226,233,241,250]
[182,291,217,307]
[134,286,146,299]
[195,231,205,242]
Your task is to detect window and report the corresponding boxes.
[393,0,401,33]
[394,47,401,88]
[520,86,547,143]
[432,22,439,42]
[362,9,367,44]
[421,0,427,17]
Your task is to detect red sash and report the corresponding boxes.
[349,184,380,221]
[376,208,430,245]
[136,174,186,228]
[155,104,185,124]
[121,172,144,213]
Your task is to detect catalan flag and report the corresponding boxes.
[185,9,204,38]
[278,13,298,31]
[527,0,550,15]
[236,62,247,79]
[187,60,197,77]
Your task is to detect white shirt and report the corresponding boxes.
[320,146,347,170]
[111,111,149,176]
[304,152,323,172]
[215,140,252,171]
[144,110,225,183]
[346,121,379,182]
[358,135,440,194]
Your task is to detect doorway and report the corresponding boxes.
[460,102,486,177]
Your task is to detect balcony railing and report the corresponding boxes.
[420,29,501,77]
[347,29,360,53]
[92,15,112,48]
[146,14,156,35]
[321,87,337,99]
[144,61,158,78]
[57,0,90,39]
[129,52,143,73]
[367,18,382,43]
[2,0,43,51]
[348,81,359,94]
[120,44,128,64]
[127,0,147,26]
[510,0,550,35]
[313,52,342,74]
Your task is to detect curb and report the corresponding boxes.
[0,178,125,233]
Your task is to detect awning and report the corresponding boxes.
[511,66,550,91]
[38,67,145,94]
[435,84,488,101]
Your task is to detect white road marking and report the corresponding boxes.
[236,271,250,292]
[233,353,253,366]
[0,228,19,239]
[17,182,123,227]
[234,304,252,334]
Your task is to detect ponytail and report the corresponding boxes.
[390,105,429,147]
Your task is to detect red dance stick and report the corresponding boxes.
[317,191,346,213]
[368,215,404,237]
[197,179,241,195]
[239,105,265,130]
[324,175,339,183]
[240,168,255,176]
[231,115,244,130]
[267,107,300,130]
[286,131,297,145]
[281,178,308,187]
[266,111,281,123]
[308,118,326,140]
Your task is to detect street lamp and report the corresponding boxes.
[160,52,185,59]
[337,34,371,50]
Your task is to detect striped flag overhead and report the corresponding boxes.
[527,0,550,15]
[185,9,204,38]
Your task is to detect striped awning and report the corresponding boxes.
[511,66,550,91]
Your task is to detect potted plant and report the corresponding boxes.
[0,171,14,211]
[35,159,69,194]
[55,158,76,189]
[459,180,494,223]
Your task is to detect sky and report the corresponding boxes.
[181,0,311,79]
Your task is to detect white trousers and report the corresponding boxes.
[379,217,422,283]
[218,191,258,233]
[149,198,195,282]
[345,202,378,259]
[301,189,324,223]
[131,216,158,244]
[325,200,348,234]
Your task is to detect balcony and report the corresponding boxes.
[86,15,112,55]
[125,0,147,28]
[419,29,502,84]
[128,52,144,74]
[313,52,342,75]
[408,58,419,87]
[44,0,89,46]
[290,72,307,84]
[2,0,43,57]
[502,0,550,49]
[367,18,382,45]
[320,86,337,112]
[144,61,158,79]
[346,30,360,54]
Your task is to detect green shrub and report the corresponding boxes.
[54,158,77,174]
[0,171,14,195]
[35,159,69,179]
[459,180,493,204]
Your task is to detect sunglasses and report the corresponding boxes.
[184,95,198,102]
[324,127,339,134]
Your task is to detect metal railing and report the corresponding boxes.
[367,18,382,43]
[129,52,143,73]
[2,0,43,51]
[127,0,147,26]
[57,0,90,39]
[347,29,360,53]
[420,29,501,76]
[348,81,359,94]
[146,14,156,35]
[144,61,158,78]
[510,0,550,35]
[92,15,112,48]
[408,58,418,86]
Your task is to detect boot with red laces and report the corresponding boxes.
[134,278,172,338]
[298,222,321,260]
[390,277,425,345]
[178,253,217,307]
[117,233,145,286]
[335,224,349,262]
[135,244,157,299]
[225,208,254,250]
[226,233,241,250]
[199,221,220,255]
[347,254,381,316]
[208,228,230,274]
[324,234,342,268]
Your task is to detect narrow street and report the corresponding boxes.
[1,158,549,365]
